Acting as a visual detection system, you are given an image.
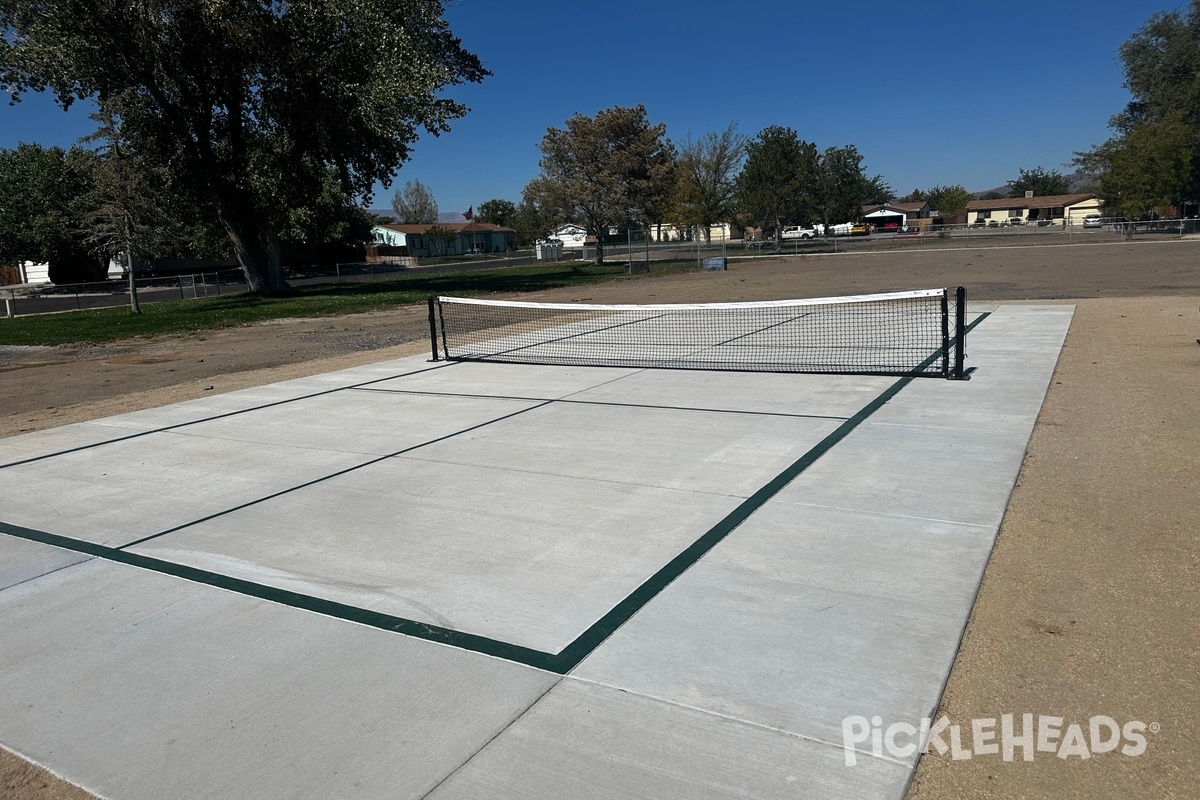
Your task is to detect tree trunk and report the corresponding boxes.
[223,219,290,294]
[125,242,140,315]
[122,214,140,314]
[774,216,782,253]
[594,239,604,265]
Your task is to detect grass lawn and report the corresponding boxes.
[0,260,699,347]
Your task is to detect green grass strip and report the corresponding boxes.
[0,261,698,346]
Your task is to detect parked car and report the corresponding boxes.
[781,225,817,240]
[1082,214,1102,229]
[850,223,872,236]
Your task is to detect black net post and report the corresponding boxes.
[940,289,950,379]
[427,296,440,362]
[953,286,967,379]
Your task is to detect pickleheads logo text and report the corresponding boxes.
[841,714,1157,766]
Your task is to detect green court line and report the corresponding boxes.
[548,310,990,670]
[120,398,557,548]
[0,361,460,472]
[0,519,561,671]
[0,311,990,674]
[349,386,854,422]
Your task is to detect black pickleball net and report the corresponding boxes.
[431,288,965,378]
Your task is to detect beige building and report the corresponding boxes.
[646,222,736,242]
[966,193,1102,226]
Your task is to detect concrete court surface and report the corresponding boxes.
[0,302,1071,799]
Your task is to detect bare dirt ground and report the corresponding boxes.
[3,239,1198,798]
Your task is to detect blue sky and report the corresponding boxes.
[0,1,1182,215]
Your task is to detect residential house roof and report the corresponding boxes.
[862,201,930,214]
[966,193,1095,211]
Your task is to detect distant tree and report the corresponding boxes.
[424,224,457,256]
[924,184,972,216]
[861,174,895,205]
[0,1,487,294]
[0,143,102,282]
[737,126,818,251]
[476,198,516,227]
[1074,2,1200,217]
[526,104,675,264]
[1008,167,1070,198]
[672,123,748,242]
[980,191,1006,201]
[814,145,873,230]
[512,189,559,248]
[391,179,439,224]
[899,188,927,203]
[83,114,183,311]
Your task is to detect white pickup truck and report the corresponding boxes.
[781,225,818,240]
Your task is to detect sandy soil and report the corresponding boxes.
[2,239,1198,798]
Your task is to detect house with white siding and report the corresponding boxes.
[371,222,515,257]
[966,193,1101,226]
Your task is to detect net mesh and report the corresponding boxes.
[435,289,957,377]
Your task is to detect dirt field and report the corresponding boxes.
[3,239,1198,798]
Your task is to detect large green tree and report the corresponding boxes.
[861,174,895,206]
[924,184,972,216]
[0,142,103,282]
[525,104,675,264]
[1,0,487,294]
[512,189,558,248]
[1008,167,1070,198]
[476,198,516,227]
[736,126,818,250]
[1074,1,1200,217]
[813,145,873,231]
[672,123,747,242]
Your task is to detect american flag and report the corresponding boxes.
[463,206,473,221]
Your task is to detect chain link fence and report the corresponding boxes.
[4,218,1196,319]
[1,252,544,318]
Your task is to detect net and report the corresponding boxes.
[431,288,966,379]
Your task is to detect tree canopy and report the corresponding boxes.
[476,198,516,227]
[861,174,895,206]
[391,179,439,224]
[672,123,746,241]
[1074,1,1200,218]
[736,126,818,247]
[0,0,487,293]
[813,145,874,230]
[0,142,103,282]
[525,104,675,263]
[1008,167,1071,198]
[924,184,972,216]
[512,189,557,247]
